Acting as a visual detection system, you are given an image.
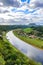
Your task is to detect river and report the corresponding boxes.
[6,31,43,65]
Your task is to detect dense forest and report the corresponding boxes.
[0,25,29,31]
[32,26,43,37]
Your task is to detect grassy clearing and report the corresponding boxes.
[23,28,33,33]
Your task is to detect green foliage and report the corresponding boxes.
[23,28,33,33]
[0,31,42,65]
[0,25,29,31]
[32,26,43,37]
[13,27,43,49]
[0,56,5,65]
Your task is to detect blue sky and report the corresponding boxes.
[0,0,43,25]
[21,0,27,2]
[21,0,30,3]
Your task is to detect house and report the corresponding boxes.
[29,35,37,38]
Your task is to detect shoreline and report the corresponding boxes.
[13,31,43,50]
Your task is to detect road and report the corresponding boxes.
[6,31,43,64]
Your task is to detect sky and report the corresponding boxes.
[0,0,43,25]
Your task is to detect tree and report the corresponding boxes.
[0,56,5,65]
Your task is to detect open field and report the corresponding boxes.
[23,28,33,33]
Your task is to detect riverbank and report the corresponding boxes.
[13,29,43,49]
[0,31,41,65]
[6,31,43,65]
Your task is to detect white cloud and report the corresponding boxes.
[0,2,3,6]
[29,0,43,8]
[0,0,20,7]
[0,0,43,25]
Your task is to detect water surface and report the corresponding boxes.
[6,31,43,65]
